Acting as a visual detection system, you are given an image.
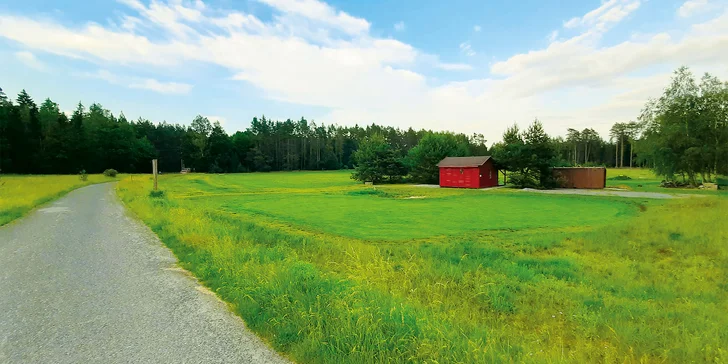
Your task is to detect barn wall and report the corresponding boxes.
[479,161,498,188]
[439,163,499,189]
[553,167,606,189]
[439,167,480,188]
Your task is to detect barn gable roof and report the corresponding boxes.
[437,156,491,168]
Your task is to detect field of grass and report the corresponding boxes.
[606,168,721,194]
[117,169,727,363]
[0,174,121,226]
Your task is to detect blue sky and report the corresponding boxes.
[1,0,727,143]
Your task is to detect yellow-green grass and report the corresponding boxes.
[607,168,725,194]
[0,174,121,226]
[117,170,728,363]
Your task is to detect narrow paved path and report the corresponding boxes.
[0,183,288,364]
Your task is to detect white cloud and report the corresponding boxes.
[548,30,559,42]
[459,42,476,56]
[119,15,142,31]
[394,21,405,31]
[14,50,47,71]
[0,15,189,65]
[129,79,192,94]
[563,0,641,31]
[85,69,192,94]
[1,0,728,143]
[473,25,481,32]
[255,0,370,35]
[436,62,473,71]
[692,9,728,32]
[678,0,711,17]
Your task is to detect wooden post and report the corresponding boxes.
[152,159,158,191]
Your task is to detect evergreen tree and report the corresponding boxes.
[493,120,556,188]
[351,134,406,183]
[0,89,13,171]
[69,102,87,173]
[407,132,470,184]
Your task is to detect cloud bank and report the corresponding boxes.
[1,0,727,141]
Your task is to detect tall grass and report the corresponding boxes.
[117,171,728,363]
[0,174,120,226]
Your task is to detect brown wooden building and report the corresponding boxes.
[553,167,606,189]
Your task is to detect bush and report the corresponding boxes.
[79,169,88,181]
[717,176,728,187]
[660,180,689,188]
[103,169,118,177]
[509,172,539,189]
[149,190,165,198]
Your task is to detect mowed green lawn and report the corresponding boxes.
[214,191,637,240]
[114,171,726,363]
[162,170,642,240]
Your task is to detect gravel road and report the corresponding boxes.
[0,183,289,364]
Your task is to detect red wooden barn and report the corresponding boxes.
[437,156,498,189]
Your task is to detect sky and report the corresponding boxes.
[1,0,727,143]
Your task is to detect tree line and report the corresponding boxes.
[637,67,728,184]
[356,66,727,188]
[489,66,728,187]
[2,66,725,187]
[0,88,487,175]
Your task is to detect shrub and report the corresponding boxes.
[149,190,165,198]
[79,169,88,181]
[103,169,118,177]
[509,172,539,189]
[660,180,689,188]
[717,176,728,187]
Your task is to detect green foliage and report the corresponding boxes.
[638,67,728,184]
[508,172,538,188]
[717,176,728,187]
[350,134,407,184]
[79,169,88,181]
[103,168,118,177]
[493,120,557,188]
[116,170,728,363]
[406,132,470,184]
[0,89,497,176]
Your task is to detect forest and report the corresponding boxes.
[1,67,726,186]
[0,88,627,176]
[0,87,487,175]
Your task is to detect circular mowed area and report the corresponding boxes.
[220,191,640,240]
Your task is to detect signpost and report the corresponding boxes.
[152,159,158,191]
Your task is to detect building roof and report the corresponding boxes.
[437,156,491,168]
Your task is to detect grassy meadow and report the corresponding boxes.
[0,174,121,226]
[117,170,728,363]
[606,168,722,194]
